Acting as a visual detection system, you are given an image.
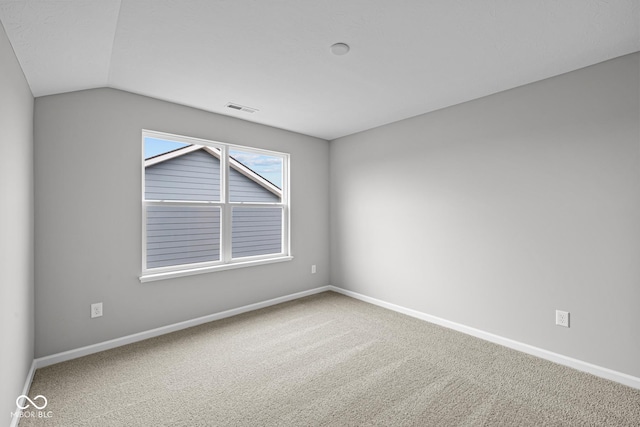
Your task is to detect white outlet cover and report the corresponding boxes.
[556,310,569,328]
[91,302,103,318]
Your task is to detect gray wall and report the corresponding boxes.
[330,53,640,378]
[34,88,330,358]
[0,22,34,424]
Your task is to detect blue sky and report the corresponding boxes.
[145,137,283,187]
[229,149,282,187]
[144,137,188,158]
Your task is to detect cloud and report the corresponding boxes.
[230,151,282,173]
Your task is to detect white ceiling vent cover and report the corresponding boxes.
[225,102,259,113]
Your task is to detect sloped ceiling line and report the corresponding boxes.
[0,0,638,140]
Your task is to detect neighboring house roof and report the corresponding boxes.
[145,145,282,197]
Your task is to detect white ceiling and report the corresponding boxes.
[1,1,638,140]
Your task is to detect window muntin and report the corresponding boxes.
[142,131,289,276]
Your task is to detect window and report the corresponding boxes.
[140,130,290,282]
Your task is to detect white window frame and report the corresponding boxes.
[140,130,291,282]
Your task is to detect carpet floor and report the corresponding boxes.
[20,291,640,426]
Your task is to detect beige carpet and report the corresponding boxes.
[20,291,640,426]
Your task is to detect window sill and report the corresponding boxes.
[139,256,294,283]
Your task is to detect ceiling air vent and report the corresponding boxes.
[225,102,259,114]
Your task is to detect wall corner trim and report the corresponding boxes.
[34,286,331,369]
[327,286,640,390]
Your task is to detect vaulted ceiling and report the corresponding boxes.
[1,0,638,140]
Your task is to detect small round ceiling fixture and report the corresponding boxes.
[330,42,350,56]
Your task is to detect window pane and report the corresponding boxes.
[232,207,282,258]
[229,149,282,203]
[144,137,190,159]
[145,138,221,201]
[146,206,220,268]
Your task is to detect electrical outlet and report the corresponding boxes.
[311,265,317,274]
[91,302,103,318]
[556,310,569,328]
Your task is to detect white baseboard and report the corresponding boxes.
[26,283,639,395]
[10,360,36,427]
[35,286,331,369]
[327,286,640,390]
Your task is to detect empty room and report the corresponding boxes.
[2,1,639,426]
